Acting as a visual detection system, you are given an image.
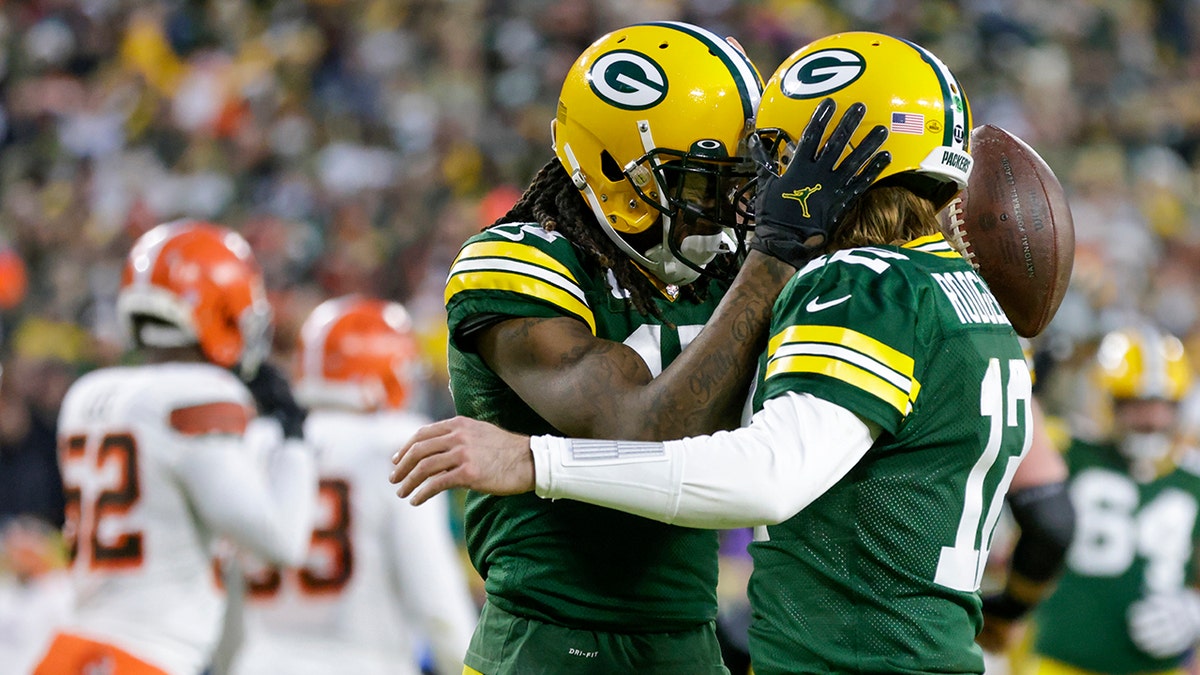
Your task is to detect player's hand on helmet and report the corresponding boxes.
[749,98,891,268]
[243,361,307,440]
[1127,590,1200,658]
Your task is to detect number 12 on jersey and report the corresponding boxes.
[935,357,1033,592]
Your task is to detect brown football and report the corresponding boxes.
[939,124,1075,338]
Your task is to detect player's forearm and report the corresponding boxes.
[258,439,320,565]
[180,438,317,566]
[531,392,876,528]
[633,251,795,438]
[483,252,794,441]
[989,480,1075,619]
[389,493,476,666]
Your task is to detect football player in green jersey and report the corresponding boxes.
[430,22,888,675]
[395,32,1038,674]
[1026,323,1198,675]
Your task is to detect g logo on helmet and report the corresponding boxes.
[588,50,669,110]
[780,49,865,99]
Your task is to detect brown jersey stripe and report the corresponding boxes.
[169,401,250,436]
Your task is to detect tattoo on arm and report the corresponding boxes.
[477,254,794,441]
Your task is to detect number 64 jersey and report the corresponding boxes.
[1032,441,1200,673]
[48,363,317,675]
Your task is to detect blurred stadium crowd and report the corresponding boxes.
[2,0,1200,670]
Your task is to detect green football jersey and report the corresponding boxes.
[1033,440,1200,673]
[747,234,1029,674]
[445,221,724,631]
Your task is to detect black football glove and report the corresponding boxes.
[980,589,1033,622]
[750,98,891,268]
[242,361,307,440]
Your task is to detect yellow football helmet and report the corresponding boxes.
[552,21,764,285]
[1097,324,1193,402]
[754,31,972,211]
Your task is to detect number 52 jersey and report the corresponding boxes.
[53,363,316,675]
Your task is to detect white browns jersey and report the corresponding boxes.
[52,363,317,675]
[231,409,477,675]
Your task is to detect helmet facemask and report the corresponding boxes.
[731,127,792,241]
[623,143,756,285]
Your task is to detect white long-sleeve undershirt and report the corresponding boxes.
[531,392,880,529]
[178,437,317,566]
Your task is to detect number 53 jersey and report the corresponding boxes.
[230,409,478,675]
[53,363,316,675]
[747,235,1030,674]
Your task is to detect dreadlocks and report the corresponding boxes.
[492,158,736,321]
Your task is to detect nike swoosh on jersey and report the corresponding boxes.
[805,294,852,312]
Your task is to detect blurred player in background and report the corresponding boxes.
[394,32,1034,674]
[34,220,317,675]
[0,515,73,674]
[228,295,476,675]
[1027,321,1200,674]
[435,21,818,674]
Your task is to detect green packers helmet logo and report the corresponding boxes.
[780,49,865,99]
[782,184,822,218]
[588,50,669,110]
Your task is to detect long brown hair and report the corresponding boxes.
[830,185,941,251]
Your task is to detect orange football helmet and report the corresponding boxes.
[117,220,273,378]
[295,295,420,411]
[0,246,28,310]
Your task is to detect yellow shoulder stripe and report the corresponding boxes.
[766,324,919,415]
[766,354,911,415]
[769,325,914,376]
[445,271,596,334]
[454,241,578,283]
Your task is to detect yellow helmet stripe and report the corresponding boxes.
[641,21,763,120]
[1136,325,1172,397]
